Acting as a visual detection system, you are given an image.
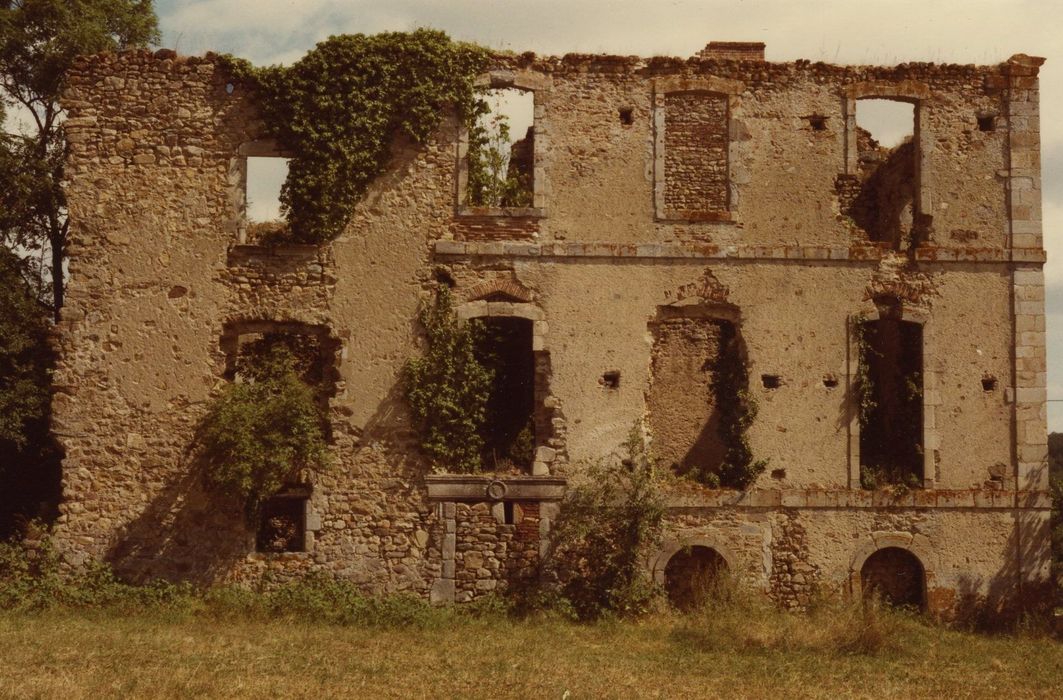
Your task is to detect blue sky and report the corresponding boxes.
[155,0,1063,427]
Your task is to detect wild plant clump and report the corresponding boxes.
[403,285,493,473]
[540,429,666,620]
[193,345,329,519]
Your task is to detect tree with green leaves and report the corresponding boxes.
[0,245,57,537]
[0,0,159,318]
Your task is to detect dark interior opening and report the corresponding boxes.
[602,370,621,389]
[256,492,307,553]
[619,107,634,125]
[861,547,925,609]
[808,114,827,131]
[761,374,781,389]
[503,501,516,525]
[473,317,536,470]
[982,376,998,392]
[823,375,839,388]
[977,114,995,132]
[664,545,728,611]
[858,315,924,488]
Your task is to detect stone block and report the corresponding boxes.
[430,578,455,604]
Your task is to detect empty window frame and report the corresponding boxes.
[464,87,536,209]
[856,315,924,488]
[234,141,291,244]
[472,316,536,470]
[849,99,918,248]
[256,488,309,553]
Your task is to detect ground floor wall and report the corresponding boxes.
[653,505,1053,616]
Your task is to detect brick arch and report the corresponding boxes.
[463,279,535,304]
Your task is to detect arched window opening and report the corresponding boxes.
[664,545,729,611]
[850,98,920,249]
[857,311,924,488]
[860,547,925,609]
[467,88,535,208]
[473,316,536,470]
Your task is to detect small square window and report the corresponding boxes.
[257,493,307,553]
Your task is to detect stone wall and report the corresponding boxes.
[51,44,1052,616]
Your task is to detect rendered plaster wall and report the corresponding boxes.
[52,47,1051,611]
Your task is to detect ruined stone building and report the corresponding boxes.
[51,41,1052,614]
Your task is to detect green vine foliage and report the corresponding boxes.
[403,285,493,473]
[217,30,490,243]
[697,323,766,490]
[194,345,329,520]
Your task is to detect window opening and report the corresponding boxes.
[601,370,621,389]
[857,315,924,488]
[221,322,340,428]
[256,489,308,553]
[664,545,728,611]
[472,317,536,470]
[850,98,919,250]
[981,375,998,392]
[860,547,925,609]
[467,88,534,207]
[807,114,827,131]
[503,501,515,525]
[246,156,290,244]
[619,107,634,125]
[823,374,839,389]
[977,114,996,132]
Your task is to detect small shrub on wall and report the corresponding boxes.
[194,345,329,519]
[542,428,665,620]
[403,285,493,473]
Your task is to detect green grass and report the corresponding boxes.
[1,604,1060,699]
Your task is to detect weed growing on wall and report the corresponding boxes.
[403,285,493,473]
[217,30,489,243]
[543,428,665,620]
[194,345,329,519]
[707,323,767,490]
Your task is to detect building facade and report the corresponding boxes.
[52,42,1051,613]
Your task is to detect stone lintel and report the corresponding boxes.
[425,474,567,501]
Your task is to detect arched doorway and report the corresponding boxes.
[664,545,729,611]
[860,546,925,609]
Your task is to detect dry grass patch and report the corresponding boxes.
[1,604,1060,700]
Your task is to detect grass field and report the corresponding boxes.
[1,605,1060,699]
